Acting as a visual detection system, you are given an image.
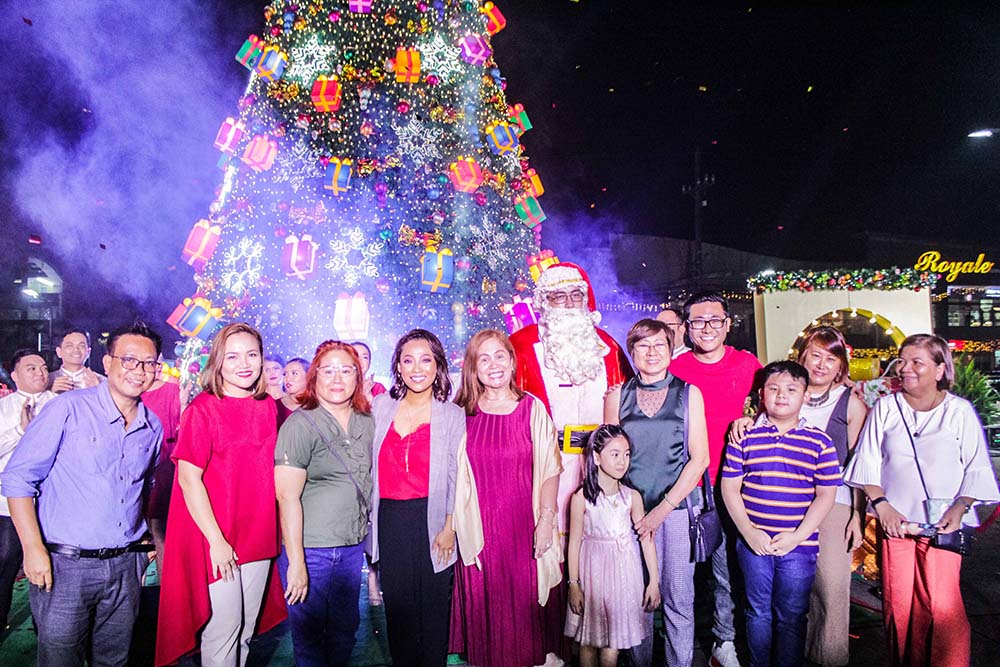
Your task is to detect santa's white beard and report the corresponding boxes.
[537,307,609,385]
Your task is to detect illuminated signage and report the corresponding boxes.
[914,251,994,282]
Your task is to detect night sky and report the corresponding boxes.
[4,2,1000,337]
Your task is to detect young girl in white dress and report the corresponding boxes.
[565,424,661,667]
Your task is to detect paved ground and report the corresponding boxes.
[3,457,1000,666]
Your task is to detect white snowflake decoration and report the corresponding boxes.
[469,216,506,270]
[285,36,339,83]
[221,237,265,294]
[393,116,444,167]
[418,33,464,81]
[273,139,324,192]
[326,226,384,288]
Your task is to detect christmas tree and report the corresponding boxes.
[168,0,547,380]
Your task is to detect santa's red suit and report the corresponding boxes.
[509,263,633,535]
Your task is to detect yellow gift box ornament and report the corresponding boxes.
[395,48,422,83]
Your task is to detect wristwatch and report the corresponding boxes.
[871,496,888,509]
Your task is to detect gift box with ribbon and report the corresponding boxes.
[447,156,484,193]
[395,47,422,83]
[523,168,544,197]
[481,2,507,35]
[236,34,263,70]
[508,102,532,134]
[213,117,245,154]
[241,135,278,171]
[333,291,371,339]
[167,297,224,338]
[486,122,519,155]
[501,296,538,334]
[528,249,559,282]
[282,233,319,280]
[181,219,222,273]
[514,194,546,228]
[420,248,454,293]
[458,34,492,66]
[255,45,288,81]
[323,157,353,196]
[348,0,372,12]
[310,75,342,112]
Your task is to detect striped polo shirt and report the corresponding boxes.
[722,418,841,554]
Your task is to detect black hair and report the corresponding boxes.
[9,348,45,374]
[682,290,730,321]
[582,424,634,505]
[57,327,91,347]
[349,341,372,356]
[286,357,310,368]
[264,353,285,366]
[760,360,810,389]
[389,329,451,402]
[105,320,162,357]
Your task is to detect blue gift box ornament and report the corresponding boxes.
[420,248,454,293]
[486,123,519,155]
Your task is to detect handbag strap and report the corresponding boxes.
[894,394,932,502]
[681,382,715,524]
[298,409,367,505]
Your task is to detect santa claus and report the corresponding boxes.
[510,263,633,530]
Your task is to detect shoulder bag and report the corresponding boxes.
[893,394,972,556]
[681,383,723,562]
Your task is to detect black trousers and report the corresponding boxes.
[0,516,22,633]
[378,498,453,667]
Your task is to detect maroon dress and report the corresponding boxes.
[449,395,566,667]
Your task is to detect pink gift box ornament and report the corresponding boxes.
[458,34,492,66]
[282,233,319,280]
[447,156,484,193]
[181,219,222,273]
[213,117,245,154]
[241,135,278,171]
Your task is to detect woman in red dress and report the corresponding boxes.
[155,323,286,667]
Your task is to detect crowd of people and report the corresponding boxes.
[0,261,998,667]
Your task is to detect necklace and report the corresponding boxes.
[806,387,831,408]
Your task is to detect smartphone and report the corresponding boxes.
[905,521,937,538]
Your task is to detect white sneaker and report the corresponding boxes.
[710,641,741,667]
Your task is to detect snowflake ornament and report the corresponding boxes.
[285,36,339,83]
[326,226,385,288]
[273,139,324,192]
[417,32,464,81]
[393,116,444,167]
[221,237,265,294]
[469,216,506,270]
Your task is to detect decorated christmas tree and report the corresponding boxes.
[168,0,549,380]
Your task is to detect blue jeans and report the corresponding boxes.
[29,551,145,667]
[736,540,817,667]
[277,543,364,667]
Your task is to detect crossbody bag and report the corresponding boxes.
[681,383,723,562]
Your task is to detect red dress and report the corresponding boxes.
[155,392,287,666]
[143,382,182,521]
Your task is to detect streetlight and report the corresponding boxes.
[969,129,997,138]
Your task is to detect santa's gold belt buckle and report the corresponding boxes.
[561,424,599,455]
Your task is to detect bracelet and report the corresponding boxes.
[663,496,678,510]
[871,496,888,509]
[567,579,581,586]
[539,506,556,517]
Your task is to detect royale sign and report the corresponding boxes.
[914,250,995,282]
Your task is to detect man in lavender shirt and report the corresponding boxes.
[2,321,163,667]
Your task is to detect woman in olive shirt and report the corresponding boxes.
[275,341,374,667]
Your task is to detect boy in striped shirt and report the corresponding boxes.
[721,360,840,667]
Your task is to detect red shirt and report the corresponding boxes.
[670,346,762,484]
[378,421,431,499]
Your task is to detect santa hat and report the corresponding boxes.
[534,262,597,312]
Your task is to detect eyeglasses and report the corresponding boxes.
[633,341,669,354]
[687,318,729,330]
[547,290,586,305]
[110,355,161,373]
[318,364,357,379]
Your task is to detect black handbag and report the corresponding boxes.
[893,395,973,556]
[682,384,723,562]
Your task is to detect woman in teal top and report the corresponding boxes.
[604,318,709,667]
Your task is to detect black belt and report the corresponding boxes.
[46,542,152,559]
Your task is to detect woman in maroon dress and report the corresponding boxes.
[450,329,566,667]
[155,323,286,667]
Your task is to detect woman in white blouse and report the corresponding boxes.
[844,333,1000,667]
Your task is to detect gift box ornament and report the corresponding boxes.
[395,47,422,83]
[282,233,319,280]
[481,2,507,35]
[333,291,371,340]
[310,75,342,112]
[528,249,559,282]
[323,157,353,195]
[486,122,519,155]
[458,34,492,66]
[507,103,532,134]
[514,194,546,228]
[523,168,544,197]
[447,156,484,193]
[420,248,454,293]
[502,296,538,334]
[167,297,224,338]
[254,45,288,81]
[241,135,278,171]
[349,0,372,12]
[213,117,246,154]
[181,219,222,273]
[236,34,264,70]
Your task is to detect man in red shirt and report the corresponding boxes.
[670,291,761,667]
